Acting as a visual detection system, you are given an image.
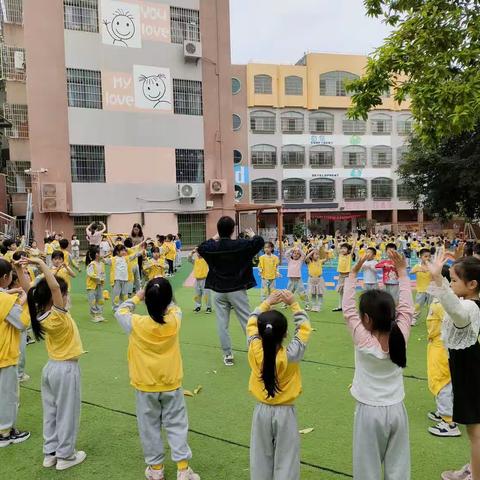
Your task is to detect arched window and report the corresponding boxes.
[397,180,412,200]
[233,150,242,164]
[285,75,303,95]
[310,178,335,201]
[254,74,272,94]
[231,78,241,95]
[343,115,366,134]
[371,177,393,199]
[309,111,334,134]
[251,144,276,168]
[343,178,367,200]
[310,145,334,168]
[281,111,304,133]
[397,114,414,135]
[371,113,392,134]
[250,110,276,133]
[319,71,359,96]
[397,145,409,166]
[281,145,305,168]
[371,146,393,167]
[343,146,366,168]
[251,178,278,202]
[232,114,241,131]
[282,178,306,202]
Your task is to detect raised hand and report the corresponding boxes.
[388,250,407,273]
[266,290,283,306]
[426,251,450,284]
[352,255,368,275]
[281,290,295,306]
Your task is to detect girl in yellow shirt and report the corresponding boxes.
[115,278,200,480]
[27,257,86,471]
[305,249,327,312]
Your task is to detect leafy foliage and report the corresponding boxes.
[348,0,480,143]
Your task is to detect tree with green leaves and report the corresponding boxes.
[348,0,480,143]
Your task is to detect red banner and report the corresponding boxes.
[312,213,366,221]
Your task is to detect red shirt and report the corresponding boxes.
[375,260,399,285]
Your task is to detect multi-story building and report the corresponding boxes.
[1,0,235,247]
[235,53,428,235]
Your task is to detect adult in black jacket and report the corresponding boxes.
[198,216,264,366]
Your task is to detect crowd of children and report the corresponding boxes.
[0,224,479,480]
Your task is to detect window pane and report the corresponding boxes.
[254,75,272,94]
[309,112,334,133]
[320,71,358,97]
[372,178,393,199]
[282,180,306,202]
[343,180,367,200]
[173,79,203,115]
[233,150,242,164]
[170,7,200,44]
[310,180,335,201]
[252,180,277,202]
[73,215,107,251]
[64,0,99,33]
[250,112,276,133]
[70,145,105,183]
[175,149,204,183]
[232,114,241,130]
[251,145,277,168]
[67,68,102,109]
[285,76,303,95]
[232,78,241,95]
[177,213,206,246]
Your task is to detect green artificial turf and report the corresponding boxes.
[0,263,469,479]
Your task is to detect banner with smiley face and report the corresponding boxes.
[133,65,172,111]
[101,0,142,48]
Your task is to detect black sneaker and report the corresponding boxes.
[194,307,201,313]
[332,307,343,312]
[428,411,443,422]
[223,354,234,366]
[205,308,212,314]
[0,428,31,448]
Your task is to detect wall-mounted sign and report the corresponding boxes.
[282,134,393,147]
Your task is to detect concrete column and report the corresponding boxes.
[305,210,311,223]
[418,208,424,231]
[392,209,398,234]
[366,210,373,221]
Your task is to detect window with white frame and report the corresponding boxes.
[310,178,335,201]
[371,177,393,199]
[70,145,105,183]
[231,78,241,95]
[254,75,272,94]
[343,116,366,134]
[250,111,276,133]
[309,111,334,134]
[170,7,200,44]
[0,46,26,82]
[372,145,393,167]
[343,178,367,200]
[397,114,414,135]
[281,145,305,168]
[175,149,204,183]
[397,181,413,200]
[251,144,276,168]
[1,0,23,24]
[319,71,359,96]
[67,68,102,109]
[310,145,334,168]
[285,76,303,95]
[371,113,392,134]
[251,178,278,202]
[343,146,366,168]
[64,0,99,33]
[281,111,304,133]
[3,104,28,139]
[282,178,306,202]
[173,79,203,115]
[397,145,409,165]
[6,161,31,194]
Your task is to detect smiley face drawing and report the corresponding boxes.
[139,74,170,108]
[103,9,136,47]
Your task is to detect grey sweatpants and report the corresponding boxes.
[135,388,192,466]
[41,360,81,458]
[194,278,212,309]
[250,403,300,480]
[213,290,250,355]
[385,284,400,304]
[261,279,275,301]
[112,280,129,311]
[132,264,141,293]
[0,365,19,432]
[353,402,410,480]
[87,285,103,316]
[18,330,27,376]
[436,382,454,421]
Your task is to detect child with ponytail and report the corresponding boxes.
[26,257,86,471]
[343,250,414,480]
[247,289,312,480]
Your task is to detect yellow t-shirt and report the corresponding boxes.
[126,301,183,392]
[51,240,60,251]
[337,254,352,274]
[51,266,72,291]
[164,242,177,261]
[412,264,432,293]
[308,259,323,278]
[86,261,105,290]
[258,254,279,281]
[3,251,14,263]
[0,292,27,368]
[39,306,85,361]
[45,244,54,255]
[144,258,165,280]
[193,257,209,280]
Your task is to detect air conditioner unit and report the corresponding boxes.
[177,183,199,199]
[183,40,202,62]
[39,182,68,213]
[209,179,227,195]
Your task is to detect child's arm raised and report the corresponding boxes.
[115,290,145,334]
[28,258,65,309]
[284,291,312,363]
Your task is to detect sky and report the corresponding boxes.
[229,0,392,65]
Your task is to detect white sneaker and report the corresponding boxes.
[43,454,57,468]
[223,354,234,367]
[145,466,165,480]
[18,373,30,383]
[177,467,201,480]
[441,464,471,480]
[90,316,102,323]
[427,411,443,422]
[311,306,320,312]
[56,451,87,471]
[429,421,461,437]
[304,305,311,311]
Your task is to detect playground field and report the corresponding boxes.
[0,263,468,480]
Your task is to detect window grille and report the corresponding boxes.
[371,114,392,134]
[170,7,200,44]
[6,161,31,194]
[251,179,278,202]
[309,112,334,133]
[343,146,366,168]
[250,111,275,133]
[3,104,28,138]
[70,145,105,183]
[310,145,334,168]
[397,181,412,200]
[232,114,241,130]
[175,149,204,183]
[1,0,23,24]
[0,45,26,81]
[284,76,303,95]
[372,146,393,167]
[251,145,276,168]
[343,117,366,134]
[173,79,203,116]
[397,115,413,135]
[281,112,304,133]
[73,215,107,251]
[397,146,409,165]
[343,179,367,200]
[254,75,272,94]
[67,68,102,109]
[281,145,305,168]
[282,179,306,202]
[371,178,393,199]
[310,178,335,201]
[177,213,206,246]
[64,0,99,33]
[319,71,359,96]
